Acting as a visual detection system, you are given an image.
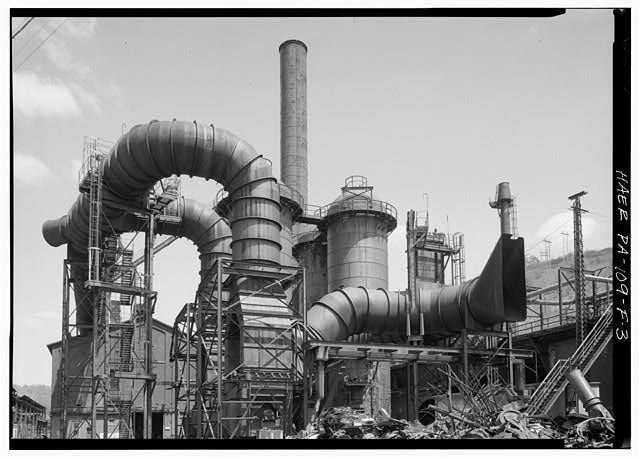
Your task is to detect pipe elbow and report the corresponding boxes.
[308,286,398,342]
[42,217,69,247]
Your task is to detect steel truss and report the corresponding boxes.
[170,259,307,439]
[303,303,532,424]
[58,140,180,439]
[512,266,612,338]
[59,233,157,439]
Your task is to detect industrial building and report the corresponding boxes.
[11,388,50,439]
[39,38,614,441]
[47,318,175,438]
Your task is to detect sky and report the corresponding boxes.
[11,11,614,385]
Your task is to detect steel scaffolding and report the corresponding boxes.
[58,138,180,439]
[303,331,532,424]
[170,259,307,438]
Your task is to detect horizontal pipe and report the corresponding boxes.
[308,235,527,341]
[585,274,613,284]
[526,274,612,298]
[528,290,611,306]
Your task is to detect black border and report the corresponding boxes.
[611,7,631,449]
[8,6,630,451]
[11,8,567,18]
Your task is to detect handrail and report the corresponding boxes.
[526,303,613,415]
[77,136,113,189]
[214,187,228,208]
[512,292,611,336]
[570,305,612,366]
[324,197,398,221]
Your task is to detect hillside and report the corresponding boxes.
[525,247,612,299]
[13,384,51,414]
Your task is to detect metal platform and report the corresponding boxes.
[305,340,533,364]
[84,280,157,297]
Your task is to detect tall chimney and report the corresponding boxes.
[279,39,308,217]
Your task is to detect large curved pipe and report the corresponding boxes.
[157,197,232,279]
[43,120,281,264]
[65,197,232,333]
[307,235,526,341]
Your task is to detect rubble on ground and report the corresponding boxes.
[289,404,614,447]
[289,366,614,447]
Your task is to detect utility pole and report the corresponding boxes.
[560,232,570,260]
[422,193,429,232]
[540,238,552,262]
[569,191,588,345]
[406,210,417,340]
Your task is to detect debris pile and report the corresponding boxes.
[291,406,613,446]
[563,417,615,448]
[290,366,614,447]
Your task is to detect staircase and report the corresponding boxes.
[117,400,133,439]
[119,250,134,308]
[119,324,135,372]
[525,304,613,416]
[149,176,180,212]
[190,282,228,437]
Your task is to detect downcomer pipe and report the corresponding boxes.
[43,121,276,331]
[59,198,232,333]
[156,197,233,279]
[43,120,281,264]
[307,234,527,341]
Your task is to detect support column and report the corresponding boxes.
[143,214,155,439]
[103,294,110,440]
[185,302,191,438]
[91,294,99,438]
[173,347,178,439]
[216,261,223,439]
[558,269,563,325]
[412,362,419,421]
[195,295,202,438]
[302,267,309,427]
[405,363,411,419]
[462,329,469,386]
[507,326,514,390]
[60,260,70,439]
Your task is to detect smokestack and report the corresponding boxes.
[279,39,308,217]
[489,182,514,235]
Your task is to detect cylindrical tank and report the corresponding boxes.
[217,184,302,267]
[278,183,303,266]
[293,232,327,308]
[293,231,327,311]
[326,176,397,291]
[279,39,308,210]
